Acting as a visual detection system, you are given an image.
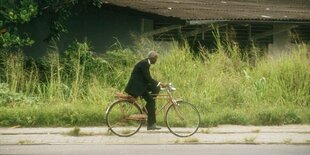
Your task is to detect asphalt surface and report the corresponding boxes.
[0,125,310,145]
[2,144,310,155]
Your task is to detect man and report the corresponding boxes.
[125,51,165,130]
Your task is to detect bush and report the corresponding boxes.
[284,111,302,124]
[256,108,303,125]
[256,109,284,125]
[0,83,38,106]
[219,111,248,125]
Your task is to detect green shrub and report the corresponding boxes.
[0,83,39,106]
[219,111,248,125]
[256,109,284,125]
[283,111,302,124]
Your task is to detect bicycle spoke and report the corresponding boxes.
[165,101,200,137]
[106,100,143,137]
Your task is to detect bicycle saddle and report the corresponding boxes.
[115,92,136,102]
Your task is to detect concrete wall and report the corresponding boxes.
[267,24,302,58]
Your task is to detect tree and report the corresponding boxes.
[0,0,38,51]
[0,0,103,52]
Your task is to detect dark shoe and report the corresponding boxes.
[147,124,161,130]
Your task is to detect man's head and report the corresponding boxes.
[148,51,158,64]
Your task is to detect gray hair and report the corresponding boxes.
[148,51,158,59]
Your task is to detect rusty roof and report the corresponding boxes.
[103,0,310,22]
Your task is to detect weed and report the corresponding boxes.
[219,111,247,125]
[174,139,180,144]
[183,137,199,143]
[256,109,283,125]
[244,136,257,144]
[65,127,106,136]
[104,130,114,136]
[18,140,34,144]
[66,127,81,136]
[122,129,133,135]
[252,129,260,133]
[283,138,292,144]
[284,112,302,124]
[201,128,211,134]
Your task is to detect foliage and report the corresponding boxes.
[0,0,104,51]
[0,0,37,50]
[0,83,38,106]
[62,40,113,81]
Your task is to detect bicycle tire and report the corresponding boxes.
[165,100,200,137]
[105,100,143,137]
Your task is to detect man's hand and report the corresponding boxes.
[160,83,168,88]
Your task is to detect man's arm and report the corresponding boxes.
[141,61,159,86]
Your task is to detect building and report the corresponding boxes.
[23,0,310,57]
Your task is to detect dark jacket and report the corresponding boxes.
[125,58,159,96]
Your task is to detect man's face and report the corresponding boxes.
[150,55,158,64]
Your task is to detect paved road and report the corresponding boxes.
[1,125,309,155]
[1,125,310,145]
[1,144,310,155]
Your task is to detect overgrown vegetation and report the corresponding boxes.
[0,38,309,127]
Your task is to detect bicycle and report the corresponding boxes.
[105,83,200,137]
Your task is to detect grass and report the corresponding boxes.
[18,140,34,144]
[175,137,200,143]
[244,136,257,144]
[65,127,107,136]
[201,128,211,134]
[283,138,292,144]
[252,129,260,133]
[66,127,81,136]
[174,139,180,144]
[0,38,309,127]
[183,137,200,143]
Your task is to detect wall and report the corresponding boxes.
[21,6,152,57]
[268,24,292,58]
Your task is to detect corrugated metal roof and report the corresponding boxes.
[103,0,310,22]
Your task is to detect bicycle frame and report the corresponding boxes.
[110,83,181,116]
[105,83,200,137]
[134,84,183,117]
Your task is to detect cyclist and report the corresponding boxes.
[124,51,166,130]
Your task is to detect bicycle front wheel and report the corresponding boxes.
[105,100,143,137]
[165,101,200,137]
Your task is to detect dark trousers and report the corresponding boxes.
[141,84,160,126]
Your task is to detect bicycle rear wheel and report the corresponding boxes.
[165,101,200,137]
[105,100,143,137]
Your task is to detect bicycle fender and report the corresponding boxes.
[173,99,183,103]
[105,99,136,114]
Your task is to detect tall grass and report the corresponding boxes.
[1,52,39,100]
[253,46,310,106]
[0,38,309,127]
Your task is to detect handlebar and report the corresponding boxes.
[161,83,176,92]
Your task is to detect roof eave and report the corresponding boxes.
[187,19,310,25]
